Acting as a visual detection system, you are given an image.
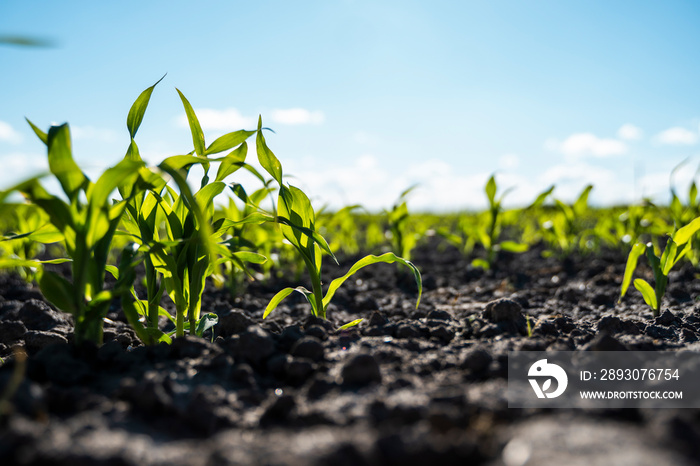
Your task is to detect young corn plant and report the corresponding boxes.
[255,119,422,325]
[619,216,700,317]
[0,204,63,281]
[0,122,144,345]
[669,160,700,265]
[213,185,277,294]
[540,184,594,257]
[119,83,268,340]
[318,204,363,257]
[472,175,528,269]
[385,186,420,261]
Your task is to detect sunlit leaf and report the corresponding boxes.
[256,116,283,186]
[215,142,248,182]
[126,74,165,139]
[47,124,87,200]
[672,216,700,246]
[322,252,422,311]
[339,319,363,330]
[176,88,206,156]
[634,278,658,312]
[619,242,646,301]
[206,130,256,156]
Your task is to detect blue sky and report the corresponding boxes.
[2,0,699,211]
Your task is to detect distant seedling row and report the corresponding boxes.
[1,78,699,347]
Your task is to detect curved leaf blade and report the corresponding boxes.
[322,252,422,311]
[634,278,658,311]
[264,287,296,318]
[47,124,87,200]
[619,242,646,302]
[672,216,700,246]
[256,116,283,186]
[126,74,165,139]
[176,88,206,156]
[215,142,248,182]
[207,130,256,156]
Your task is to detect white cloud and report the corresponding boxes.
[0,152,48,188]
[270,108,324,125]
[353,131,376,145]
[0,121,23,144]
[499,153,520,169]
[176,107,324,131]
[71,125,118,142]
[548,133,627,158]
[538,162,633,205]
[655,127,698,145]
[617,124,643,141]
[177,108,256,131]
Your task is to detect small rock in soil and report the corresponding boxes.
[482,298,523,323]
[18,299,71,331]
[655,310,680,327]
[218,309,255,336]
[340,353,382,386]
[234,326,276,366]
[584,333,628,351]
[291,336,325,362]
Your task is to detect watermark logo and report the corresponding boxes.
[528,359,568,398]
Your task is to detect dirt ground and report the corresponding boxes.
[2,238,700,465]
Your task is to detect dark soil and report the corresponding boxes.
[2,239,700,465]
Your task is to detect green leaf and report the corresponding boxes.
[47,124,87,200]
[13,180,74,235]
[126,74,165,139]
[232,251,267,264]
[206,130,256,156]
[339,319,363,330]
[39,270,77,314]
[194,181,226,218]
[279,185,316,250]
[104,265,119,280]
[672,216,700,246]
[264,287,296,318]
[215,142,248,182]
[88,159,143,210]
[634,278,658,311]
[619,242,646,301]
[471,258,490,270]
[145,328,172,344]
[0,257,71,269]
[1,223,63,244]
[527,185,554,210]
[573,185,593,215]
[176,88,206,156]
[256,116,283,186]
[499,241,528,253]
[160,155,210,172]
[485,175,497,206]
[322,252,422,311]
[25,118,48,145]
[660,239,674,275]
[195,313,218,338]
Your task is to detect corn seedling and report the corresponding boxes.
[619,216,700,317]
[0,121,144,345]
[0,204,63,281]
[471,175,528,269]
[540,184,595,257]
[383,186,421,261]
[256,121,422,324]
[118,83,268,341]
